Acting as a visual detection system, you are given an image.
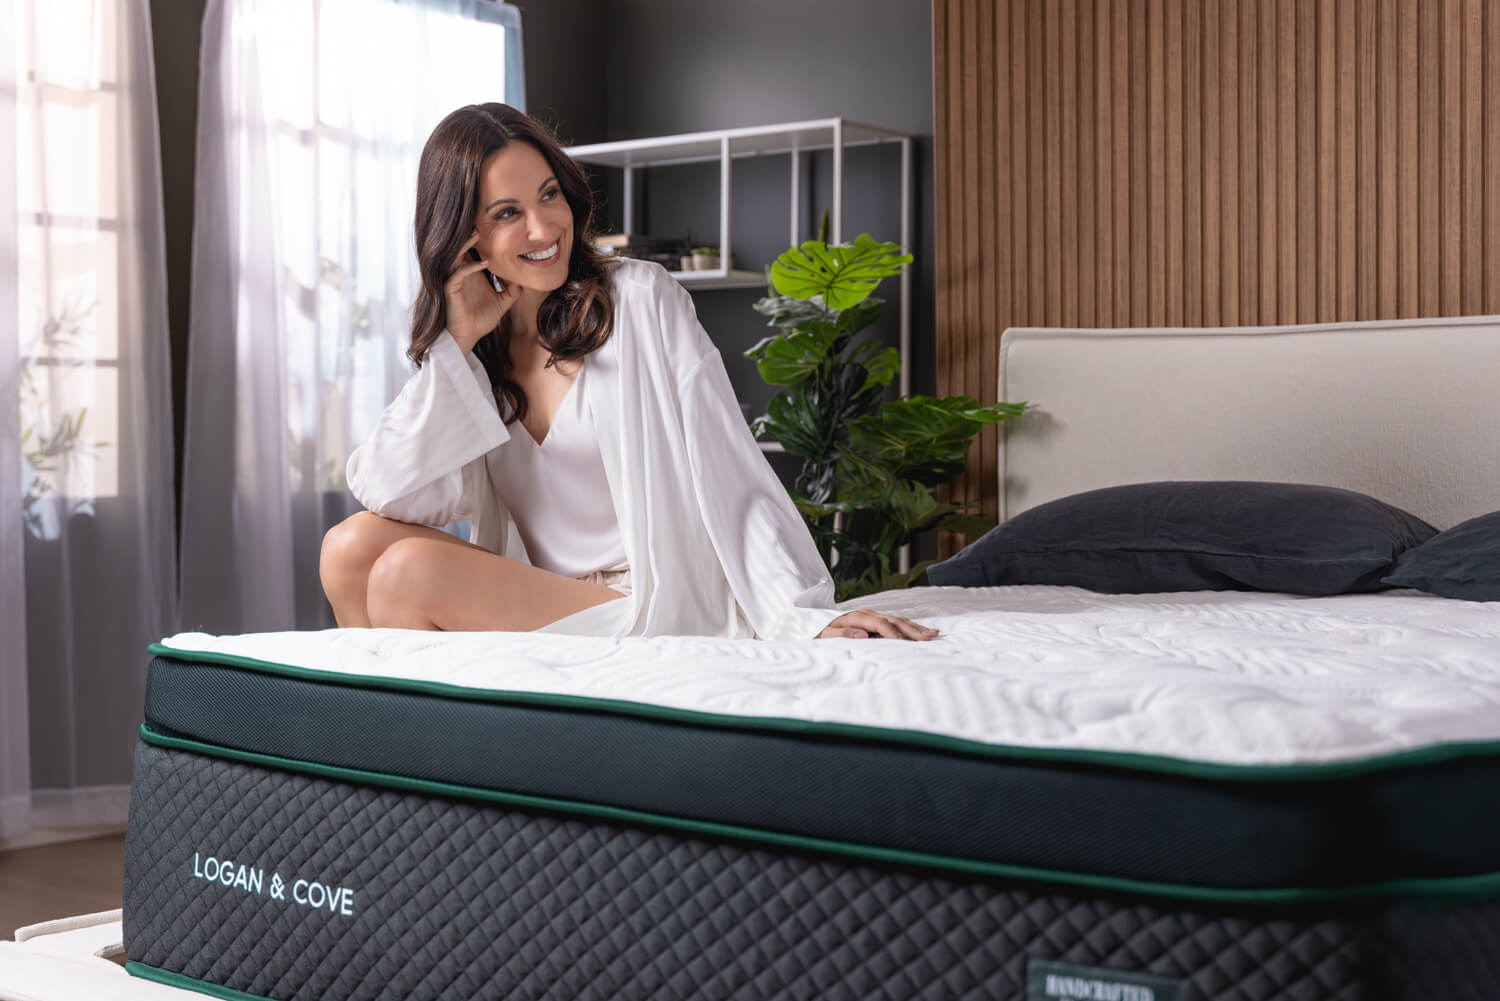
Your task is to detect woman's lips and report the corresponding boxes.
[519,240,561,266]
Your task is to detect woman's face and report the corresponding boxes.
[472,141,574,296]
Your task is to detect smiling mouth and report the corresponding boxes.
[520,241,560,264]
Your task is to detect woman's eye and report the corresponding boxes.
[491,190,558,221]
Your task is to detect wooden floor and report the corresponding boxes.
[0,834,126,940]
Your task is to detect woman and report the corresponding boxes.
[319,103,937,642]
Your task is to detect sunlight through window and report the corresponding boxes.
[16,0,123,537]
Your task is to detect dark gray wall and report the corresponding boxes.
[602,0,933,143]
[514,0,607,144]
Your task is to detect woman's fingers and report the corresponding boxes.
[855,611,938,640]
[817,611,940,640]
[887,614,939,640]
[446,256,492,290]
[442,235,516,353]
[855,613,905,639]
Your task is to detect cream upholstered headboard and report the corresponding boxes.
[997,315,1500,531]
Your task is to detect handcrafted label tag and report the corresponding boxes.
[1026,958,1186,1001]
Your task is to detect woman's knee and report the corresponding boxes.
[320,511,395,587]
[365,537,440,622]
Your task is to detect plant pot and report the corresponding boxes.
[692,253,720,271]
[679,255,695,272]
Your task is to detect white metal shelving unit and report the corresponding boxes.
[565,118,915,397]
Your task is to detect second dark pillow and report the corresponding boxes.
[1382,510,1500,601]
[926,481,1437,596]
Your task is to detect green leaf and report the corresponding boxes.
[849,341,901,391]
[960,399,1031,423]
[764,390,833,460]
[935,512,996,538]
[834,297,884,336]
[791,496,861,519]
[751,294,837,331]
[745,326,840,385]
[840,396,1030,484]
[879,560,937,592]
[770,234,913,310]
[884,479,936,525]
[835,574,882,603]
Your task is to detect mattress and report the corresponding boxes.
[123,586,1500,1000]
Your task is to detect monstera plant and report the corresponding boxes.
[747,231,1029,600]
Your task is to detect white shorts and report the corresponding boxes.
[575,567,632,597]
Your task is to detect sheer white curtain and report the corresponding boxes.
[2,0,175,839]
[179,0,523,634]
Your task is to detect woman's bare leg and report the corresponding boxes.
[364,537,624,631]
[322,512,622,630]
[320,512,487,627]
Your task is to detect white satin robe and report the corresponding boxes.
[346,258,841,640]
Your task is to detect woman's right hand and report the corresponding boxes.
[445,231,519,354]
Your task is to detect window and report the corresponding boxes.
[16,0,123,537]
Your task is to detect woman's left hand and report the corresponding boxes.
[817,610,939,640]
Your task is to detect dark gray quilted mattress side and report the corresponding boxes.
[123,742,1500,1001]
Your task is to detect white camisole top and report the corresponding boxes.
[489,362,628,578]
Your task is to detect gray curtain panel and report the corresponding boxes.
[3,0,177,840]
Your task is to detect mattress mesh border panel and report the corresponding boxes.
[124,742,1500,1001]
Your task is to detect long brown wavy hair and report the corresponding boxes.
[409,103,615,425]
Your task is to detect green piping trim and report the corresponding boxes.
[127,961,274,1000]
[146,642,1500,783]
[138,724,1500,907]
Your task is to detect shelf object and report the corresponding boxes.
[669,269,768,291]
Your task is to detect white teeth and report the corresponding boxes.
[521,242,559,261]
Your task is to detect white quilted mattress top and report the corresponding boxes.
[160,586,1500,768]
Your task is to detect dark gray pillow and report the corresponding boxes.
[1381,510,1500,601]
[926,481,1437,596]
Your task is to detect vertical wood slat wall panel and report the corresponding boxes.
[1182,1,1202,326]
[1490,0,1500,315]
[1418,0,1441,315]
[1296,0,1318,322]
[934,0,1500,556]
[1398,0,1419,316]
[1376,0,1397,319]
[1079,2,1098,328]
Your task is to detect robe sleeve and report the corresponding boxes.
[676,340,843,642]
[346,330,511,526]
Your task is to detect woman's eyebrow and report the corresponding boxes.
[483,176,559,212]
